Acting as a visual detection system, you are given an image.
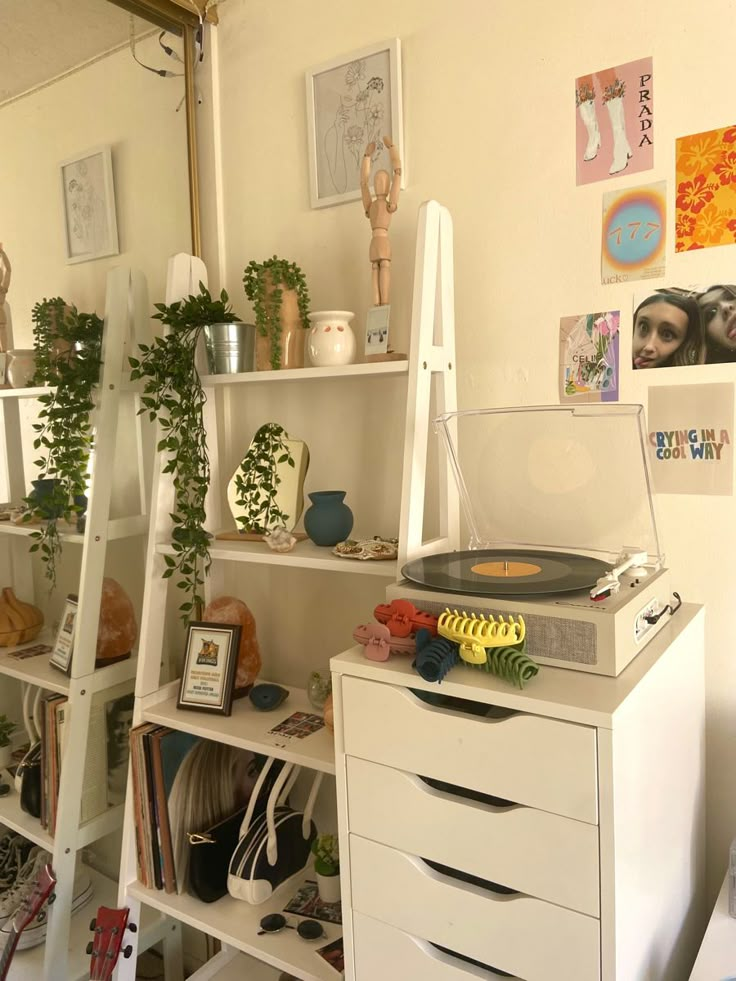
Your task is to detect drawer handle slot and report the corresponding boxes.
[410,687,517,721]
[422,857,519,896]
[429,941,516,978]
[419,774,516,809]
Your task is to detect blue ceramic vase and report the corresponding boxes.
[303,490,353,547]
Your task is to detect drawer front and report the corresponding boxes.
[353,910,523,980]
[350,835,600,981]
[341,675,598,823]
[346,756,599,916]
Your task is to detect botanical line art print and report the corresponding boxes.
[306,40,403,209]
[60,146,118,264]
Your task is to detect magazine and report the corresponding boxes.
[316,937,345,975]
[284,880,342,925]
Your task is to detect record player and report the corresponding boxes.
[390,404,679,677]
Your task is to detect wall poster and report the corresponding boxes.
[559,310,620,402]
[602,182,665,284]
[676,124,736,251]
[647,383,733,495]
[575,57,653,185]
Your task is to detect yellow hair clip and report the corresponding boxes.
[438,609,526,664]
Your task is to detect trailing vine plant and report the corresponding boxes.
[25,298,103,589]
[129,284,240,621]
[242,257,310,370]
[234,423,295,533]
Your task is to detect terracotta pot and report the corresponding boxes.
[255,281,305,370]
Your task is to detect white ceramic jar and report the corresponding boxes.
[306,311,356,367]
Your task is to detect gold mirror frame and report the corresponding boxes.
[105,0,218,255]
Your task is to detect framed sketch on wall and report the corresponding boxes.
[60,145,119,264]
[305,38,404,209]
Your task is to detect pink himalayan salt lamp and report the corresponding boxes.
[202,595,262,693]
[96,577,137,666]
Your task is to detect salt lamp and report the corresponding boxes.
[202,595,262,693]
[96,578,137,666]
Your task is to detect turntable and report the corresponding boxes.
[390,404,678,677]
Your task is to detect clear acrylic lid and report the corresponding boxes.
[434,404,663,565]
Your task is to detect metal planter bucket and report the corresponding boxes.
[203,322,256,374]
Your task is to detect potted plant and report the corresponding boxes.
[129,284,241,621]
[311,832,340,904]
[0,715,17,769]
[24,298,103,589]
[242,257,310,371]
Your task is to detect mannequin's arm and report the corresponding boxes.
[360,142,375,215]
[385,136,402,212]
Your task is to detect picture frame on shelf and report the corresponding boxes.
[365,305,390,356]
[305,38,404,210]
[60,145,119,264]
[49,594,78,674]
[177,621,241,716]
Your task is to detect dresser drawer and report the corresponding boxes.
[346,756,599,916]
[349,835,600,981]
[352,910,522,980]
[341,676,598,823]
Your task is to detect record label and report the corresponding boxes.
[402,549,610,597]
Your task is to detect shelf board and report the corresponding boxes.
[0,520,83,543]
[144,685,335,775]
[0,386,48,400]
[158,536,398,577]
[188,949,281,980]
[0,514,148,543]
[129,876,342,981]
[0,633,138,694]
[0,785,54,851]
[9,865,165,981]
[202,360,408,385]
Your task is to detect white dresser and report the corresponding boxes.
[331,603,706,981]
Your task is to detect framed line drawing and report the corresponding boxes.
[177,621,241,716]
[50,594,79,674]
[60,145,119,264]
[305,38,404,209]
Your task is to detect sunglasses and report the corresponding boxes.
[257,913,325,941]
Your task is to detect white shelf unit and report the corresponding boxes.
[116,201,459,980]
[0,267,169,980]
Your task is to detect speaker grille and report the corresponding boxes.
[413,598,598,665]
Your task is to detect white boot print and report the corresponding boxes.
[578,100,601,161]
[605,96,633,175]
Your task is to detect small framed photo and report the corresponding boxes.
[60,145,119,264]
[177,622,241,716]
[50,595,79,674]
[365,305,390,357]
[305,38,404,209]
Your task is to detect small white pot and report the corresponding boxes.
[316,870,341,904]
[0,744,12,769]
[307,311,356,367]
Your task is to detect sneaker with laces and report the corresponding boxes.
[4,866,94,950]
[0,847,52,925]
[0,836,35,895]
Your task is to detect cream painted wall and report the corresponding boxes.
[202,0,736,905]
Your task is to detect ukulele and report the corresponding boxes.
[87,906,137,980]
[0,863,56,980]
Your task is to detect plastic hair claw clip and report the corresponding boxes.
[374,599,438,637]
[438,609,526,664]
[353,622,392,661]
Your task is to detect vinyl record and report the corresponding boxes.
[401,549,611,597]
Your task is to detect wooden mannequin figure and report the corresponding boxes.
[360,136,402,306]
[0,244,10,352]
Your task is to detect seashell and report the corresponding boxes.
[249,683,289,711]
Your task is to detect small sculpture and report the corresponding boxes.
[0,244,11,352]
[360,136,401,306]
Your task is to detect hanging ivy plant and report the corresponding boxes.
[242,257,310,370]
[129,284,240,621]
[233,423,296,534]
[24,298,103,589]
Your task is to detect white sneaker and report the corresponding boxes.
[0,847,51,925]
[0,864,93,951]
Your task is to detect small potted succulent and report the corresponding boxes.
[0,715,18,769]
[242,257,310,371]
[311,832,340,904]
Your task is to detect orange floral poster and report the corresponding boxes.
[676,125,736,251]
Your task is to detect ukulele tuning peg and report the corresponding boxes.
[128,921,138,933]
[123,944,134,958]
[86,941,94,955]
[89,917,97,931]
[47,892,56,905]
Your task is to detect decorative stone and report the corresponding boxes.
[96,578,137,666]
[202,595,262,693]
